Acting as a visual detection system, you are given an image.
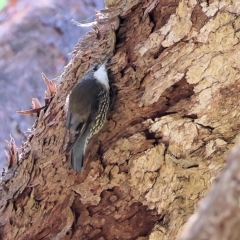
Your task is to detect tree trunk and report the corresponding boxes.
[1,0,240,239]
[0,0,103,169]
[178,141,240,240]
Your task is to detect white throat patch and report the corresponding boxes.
[93,63,109,90]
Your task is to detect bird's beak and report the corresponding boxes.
[100,56,111,70]
[102,56,110,66]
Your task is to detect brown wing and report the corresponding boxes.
[64,73,105,154]
[65,110,89,154]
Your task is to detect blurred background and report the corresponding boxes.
[0,0,104,169]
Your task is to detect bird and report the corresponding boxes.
[65,59,110,172]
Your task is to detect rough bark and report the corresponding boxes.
[1,0,240,239]
[178,141,240,240]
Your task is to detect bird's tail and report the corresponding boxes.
[71,128,90,172]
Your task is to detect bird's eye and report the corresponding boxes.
[93,65,98,71]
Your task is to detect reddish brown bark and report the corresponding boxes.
[1,0,240,239]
